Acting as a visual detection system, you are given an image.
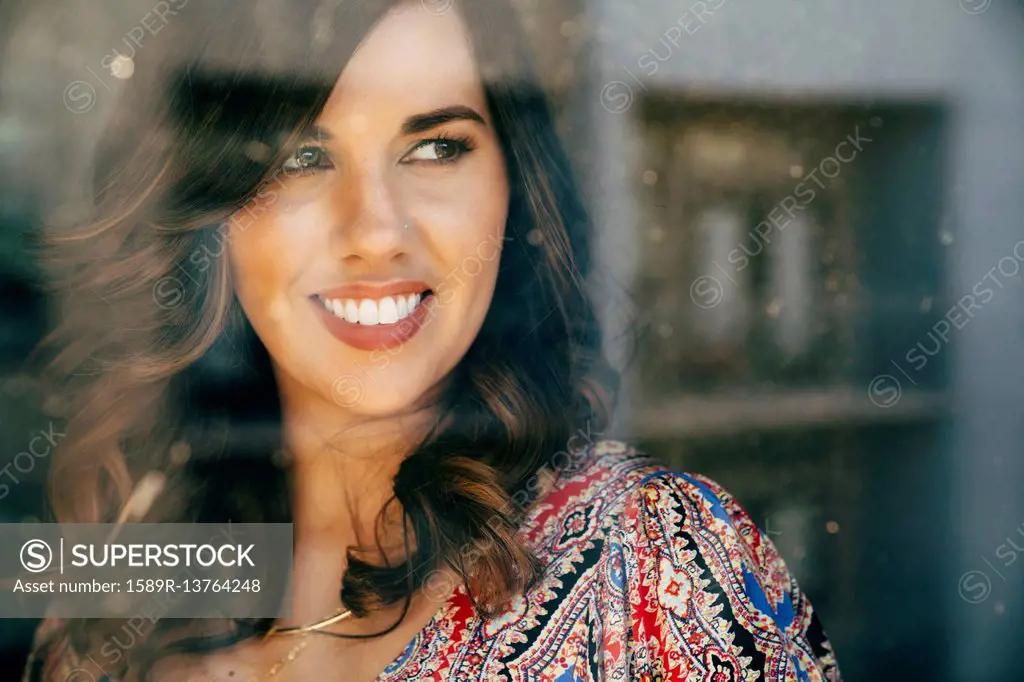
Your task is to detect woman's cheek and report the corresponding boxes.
[228,215,288,317]
[434,277,459,307]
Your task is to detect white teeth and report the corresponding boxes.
[358,299,379,325]
[321,293,427,325]
[378,297,398,324]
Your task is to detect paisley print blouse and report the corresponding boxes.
[24,440,842,681]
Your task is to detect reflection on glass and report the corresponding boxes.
[693,201,750,348]
[770,210,816,359]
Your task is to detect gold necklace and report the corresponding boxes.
[246,638,308,681]
[247,607,354,681]
[266,607,355,637]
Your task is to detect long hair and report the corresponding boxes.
[29,0,616,678]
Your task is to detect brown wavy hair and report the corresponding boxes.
[28,0,616,678]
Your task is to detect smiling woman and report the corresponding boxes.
[22,1,840,681]
[226,8,512,417]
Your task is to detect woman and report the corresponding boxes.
[24,0,842,679]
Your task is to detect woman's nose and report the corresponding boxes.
[329,164,408,265]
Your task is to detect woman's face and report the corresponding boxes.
[227,2,509,417]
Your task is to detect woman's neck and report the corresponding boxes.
[267,378,440,628]
[276,377,436,554]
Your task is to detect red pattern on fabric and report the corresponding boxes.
[23,441,842,682]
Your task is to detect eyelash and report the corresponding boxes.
[280,142,333,174]
[279,132,476,174]
[403,132,476,165]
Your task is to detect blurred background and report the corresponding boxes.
[1,0,1023,680]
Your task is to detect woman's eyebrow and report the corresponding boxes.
[296,105,486,142]
[305,124,333,142]
[400,105,487,135]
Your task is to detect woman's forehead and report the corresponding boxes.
[317,4,488,130]
[330,5,481,101]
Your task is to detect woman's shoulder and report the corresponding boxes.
[558,439,797,601]
[544,438,748,528]
[531,438,772,566]
[545,439,843,681]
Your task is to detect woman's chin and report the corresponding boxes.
[326,369,440,419]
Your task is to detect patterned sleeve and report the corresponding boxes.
[618,470,842,681]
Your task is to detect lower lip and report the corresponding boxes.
[312,295,436,352]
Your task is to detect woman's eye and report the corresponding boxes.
[404,137,473,164]
[281,144,333,173]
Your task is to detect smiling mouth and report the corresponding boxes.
[313,289,434,326]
